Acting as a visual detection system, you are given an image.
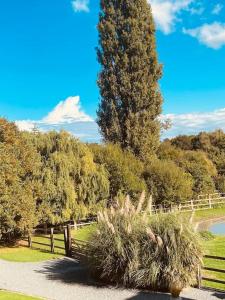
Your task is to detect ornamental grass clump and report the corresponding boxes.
[87,192,202,295]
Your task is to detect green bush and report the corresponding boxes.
[158,142,217,196]
[87,193,202,294]
[199,231,215,241]
[89,143,146,200]
[215,175,225,193]
[144,159,193,205]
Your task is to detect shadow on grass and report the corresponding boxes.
[36,258,194,299]
[30,246,64,256]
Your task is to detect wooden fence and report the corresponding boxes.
[151,193,225,214]
[26,223,94,256]
[198,255,225,290]
[26,227,66,255]
[71,238,89,260]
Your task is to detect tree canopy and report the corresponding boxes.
[97,0,163,160]
[0,119,41,240]
[89,143,146,201]
[28,131,110,224]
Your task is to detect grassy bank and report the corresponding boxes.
[0,290,41,300]
[194,207,225,222]
[183,206,225,290]
[202,235,225,290]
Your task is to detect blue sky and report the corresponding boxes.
[0,0,225,140]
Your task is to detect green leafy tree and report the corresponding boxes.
[144,159,193,205]
[28,131,109,224]
[158,141,217,196]
[216,175,225,193]
[97,0,163,159]
[89,143,146,201]
[0,119,41,241]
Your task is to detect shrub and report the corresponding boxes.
[87,193,202,295]
[89,143,146,200]
[215,175,225,193]
[144,159,193,205]
[158,142,217,196]
[199,231,215,241]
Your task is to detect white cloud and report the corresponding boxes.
[15,96,100,143]
[161,108,225,139]
[212,3,223,15]
[71,0,89,13]
[15,120,36,132]
[148,0,194,34]
[183,22,225,49]
[43,96,93,124]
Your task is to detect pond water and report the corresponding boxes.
[209,222,225,235]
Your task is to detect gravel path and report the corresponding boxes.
[0,258,225,300]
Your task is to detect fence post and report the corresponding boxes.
[64,227,68,256]
[66,224,72,257]
[208,195,212,209]
[197,265,202,289]
[28,233,32,248]
[50,227,55,253]
[191,200,194,211]
[74,221,77,230]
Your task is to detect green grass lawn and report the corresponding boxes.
[0,290,42,300]
[202,235,225,290]
[0,246,62,262]
[194,206,225,222]
[0,224,96,262]
[183,206,225,290]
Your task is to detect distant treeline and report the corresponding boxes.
[0,118,224,240]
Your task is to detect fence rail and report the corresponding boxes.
[26,228,65,255]
[151,193,225,214]
[199,254,225,289]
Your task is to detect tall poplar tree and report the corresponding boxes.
[97,0,163,159]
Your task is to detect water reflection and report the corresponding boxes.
[210,222,225,235]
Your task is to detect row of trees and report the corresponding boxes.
[0,119,109,240]
[169,130,225,194]
[1,118,223,240]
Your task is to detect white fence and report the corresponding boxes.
[151,193,225,214]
